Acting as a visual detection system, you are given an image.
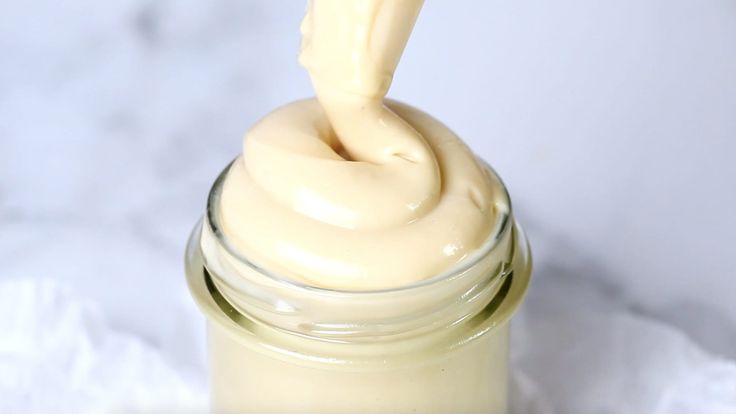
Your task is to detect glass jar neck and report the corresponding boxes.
[186,161,532,364]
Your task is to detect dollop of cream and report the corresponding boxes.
[218,0,499,290]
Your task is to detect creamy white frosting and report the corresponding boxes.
[217,0,499,290]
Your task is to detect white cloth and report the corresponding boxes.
[510,272,736,414]
[0,279,207,414]
[1,277,734,413]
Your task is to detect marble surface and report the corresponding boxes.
[1,0,735,412]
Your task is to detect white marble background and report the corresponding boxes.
[1,0,735,413]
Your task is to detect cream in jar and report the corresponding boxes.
[219,0,497,290]
[186,1,532,412]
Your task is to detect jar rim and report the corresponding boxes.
[205,158,514,297]
[186,216,532,364]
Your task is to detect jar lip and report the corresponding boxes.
[206,157,513,297]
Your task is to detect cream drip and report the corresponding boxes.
[217,0,499,290]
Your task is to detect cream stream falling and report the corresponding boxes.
[218,0,499,289]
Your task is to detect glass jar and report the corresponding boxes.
[185,161,532,413]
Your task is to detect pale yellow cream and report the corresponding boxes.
[218,0,497,290]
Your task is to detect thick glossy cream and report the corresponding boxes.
[187,2,532,412]
[218,0,498,290]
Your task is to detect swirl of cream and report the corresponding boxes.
[218,0,500,289]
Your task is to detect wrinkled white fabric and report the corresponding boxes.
[2,277,734,414]
[509,270,736,414]
[0,279,207,414]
